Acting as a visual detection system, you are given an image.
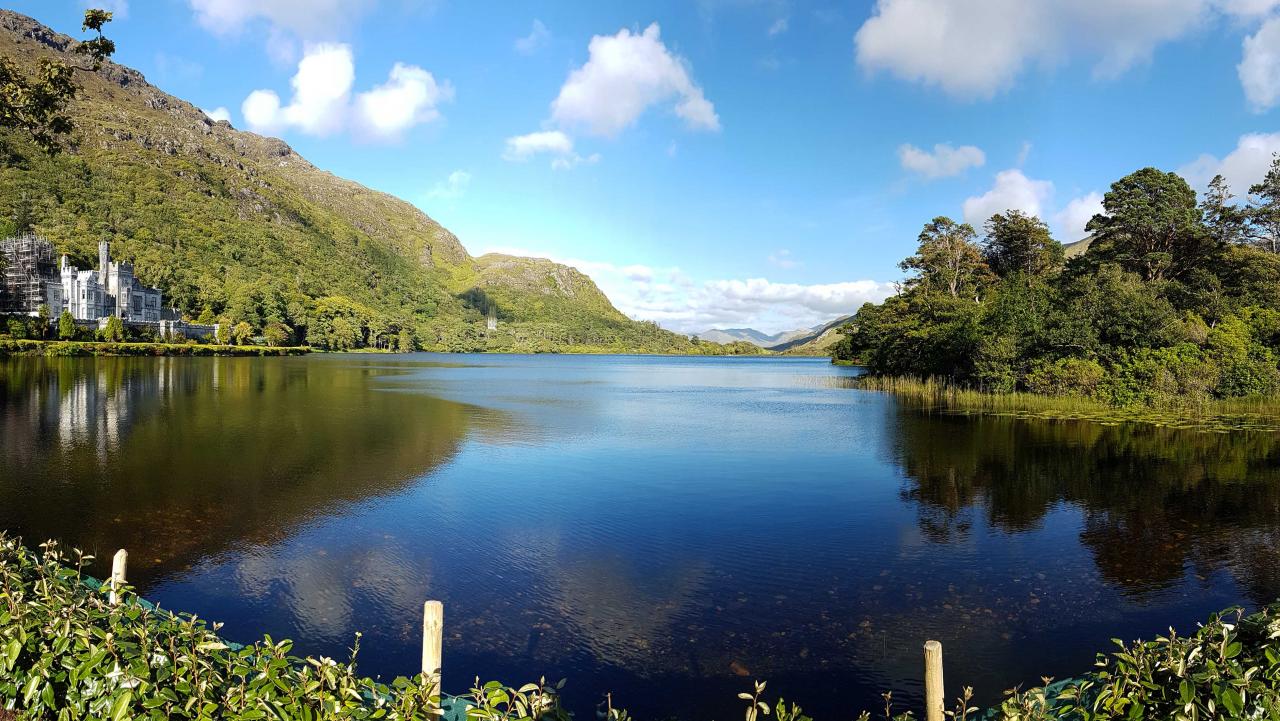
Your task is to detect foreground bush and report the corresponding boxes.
[5,535,1280,720]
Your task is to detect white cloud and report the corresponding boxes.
[768,18,789,36]
[551,153,601,171]
[242,43,353,136]
[426,170,471,201]
[204,106,232,123]
[515,19,551,54]
[962,169,1054,226]
[1016,140,1033,166]
[242,44,450,140]
[472,246,893,334]
[768,249,801,269]
[355,63,454,140]
[502,131,599,169]
[898,142,985,179]
[854,0,1211,99]
[1053,191,1104,241]
[1216,0,1280,17]
[503,130,575,160]
[189,0,372,38]
[551,23,720,137]
[1179,131,1280,194]
[1240,17,1280,112]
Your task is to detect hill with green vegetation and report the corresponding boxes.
[833,168,1280,408]
[771,315,853,355]
[0,9,729,354]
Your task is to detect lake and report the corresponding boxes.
[1,354,1278,719]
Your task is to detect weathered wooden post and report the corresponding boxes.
[923,640,944,721]
[422,600,444,717]
[109,549,128,605]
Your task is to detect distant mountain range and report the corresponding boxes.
[693,315,854,353]
[692,326,815,347]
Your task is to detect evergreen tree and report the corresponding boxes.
[1086,168,1216,281]
[1202,175,1249,247]
[981,211,1064,282]
[57,309,75,340]
[1248,155,1280,254]
[100,315,123,342]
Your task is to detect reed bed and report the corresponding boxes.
[853,375,1280,432]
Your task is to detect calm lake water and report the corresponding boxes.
[2,354,1279,718]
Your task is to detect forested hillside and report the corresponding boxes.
[833,167,1280,406]
[0,10,720,354]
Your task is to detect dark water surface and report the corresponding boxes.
[2,354,1279,719]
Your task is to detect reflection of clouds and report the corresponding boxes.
[487,526,710,674]
[233,541,433,644]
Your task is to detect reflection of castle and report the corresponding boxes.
[0,235,165,321]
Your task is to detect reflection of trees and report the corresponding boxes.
[888,410,1280,601]
[0,356,512,585]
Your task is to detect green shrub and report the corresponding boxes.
[1023,358,1105,397]
[0,536,563,721]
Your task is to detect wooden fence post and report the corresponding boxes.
[422,600,444,716]
[924,640,944,721]
[109,549,128,605]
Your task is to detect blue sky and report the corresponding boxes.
[10,0,1280,333]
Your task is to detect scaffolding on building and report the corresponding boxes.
[0,233,57,314]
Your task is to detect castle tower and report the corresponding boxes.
[98,240,110,277]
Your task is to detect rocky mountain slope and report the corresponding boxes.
[0,9,707,354]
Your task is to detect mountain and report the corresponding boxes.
[769,315,854,354]
[693,326,812,347]
[0,10,712,354]
[1062,235,1094,259]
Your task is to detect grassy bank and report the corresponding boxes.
[5,535,1280,720]
[0,339,310,357]
[852,375,1280,432]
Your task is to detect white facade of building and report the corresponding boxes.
[60,261,108,321]
[59,241,163,322]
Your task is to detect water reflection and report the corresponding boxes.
[1,355,1278,721]
[890,412,1280,602]
[0,356,513,584]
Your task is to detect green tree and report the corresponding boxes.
[1248,154,1280,254]
[0,10,114,153]
[396,327,416,353]
[35,303,49,339]
[900,216,991,299]
[231,321,253,345]
[99,315,123,342]
[1202,174,1249,247]
[981,210,1064,281]
[1086,168,1216,281]
[57,309,75,340]
[214,321,232,345]
[262,321,291,347]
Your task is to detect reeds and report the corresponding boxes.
[854,375,1280,432]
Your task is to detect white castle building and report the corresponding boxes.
[60,241,163,322]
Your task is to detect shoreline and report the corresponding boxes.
[851,374,1280,432]
[0,339,311,357]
